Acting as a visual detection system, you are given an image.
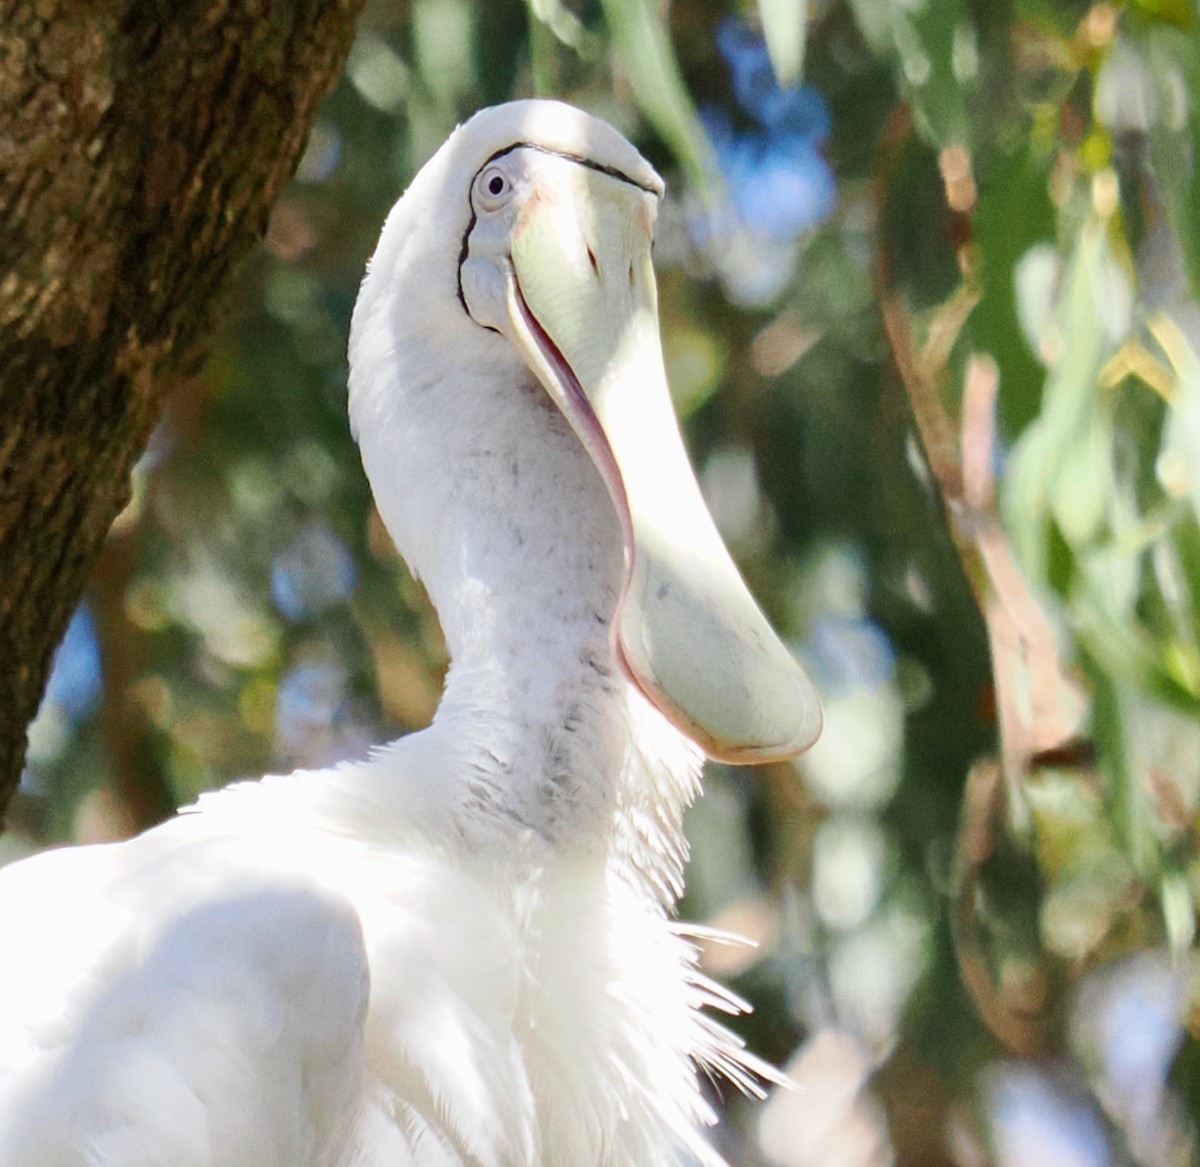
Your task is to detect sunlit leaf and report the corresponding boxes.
[1075,588,1200,713]
[1153,312,1200,518]
[758,0,808,88]
[597,0,717,191]
[1003,216,1128,579]
[1153,314,1200,674]
[524,0,598,53]
[1160,870,1196,953]
[412,0,474,106]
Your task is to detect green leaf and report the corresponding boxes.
[758,0,808,88]
[1153,315,1200,672]
[525,0,597,52]
[1168,514,1200,669]
[1132,0,1196,28]
[844,0,976,147]
[1144,29,1200,300]
[1090,673,1156,876]
[972,144,1057,437]
[1076,587,1200,714]
[1160,870,1196,953]
[597,0,718,192]
[1002,217,1131,577]
[1154,311,1200,520]
[1051,408,1114,548]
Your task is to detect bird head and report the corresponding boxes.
[350,100,821,764]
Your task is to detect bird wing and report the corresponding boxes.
[0,827,371,1167]
[0,774,543,1167]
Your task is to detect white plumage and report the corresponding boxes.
[0,101,820,1167]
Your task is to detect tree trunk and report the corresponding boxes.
[0,0,363,823]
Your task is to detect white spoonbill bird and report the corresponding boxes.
[0,100,821,1167]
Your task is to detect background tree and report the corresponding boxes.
[5,1,1200,1164]
[0,0,363,817]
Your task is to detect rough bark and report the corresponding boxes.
[0,0,364,822]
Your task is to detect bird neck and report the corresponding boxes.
[422,635,701,903]
[353,352,701,897]
[422,400,699,892]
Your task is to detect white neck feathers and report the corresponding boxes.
[347,245,700,888]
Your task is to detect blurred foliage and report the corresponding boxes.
[8,0,1200,1164]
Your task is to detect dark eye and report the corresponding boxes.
[476,164,514,210]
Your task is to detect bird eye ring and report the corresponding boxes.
[475,165,514,211]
